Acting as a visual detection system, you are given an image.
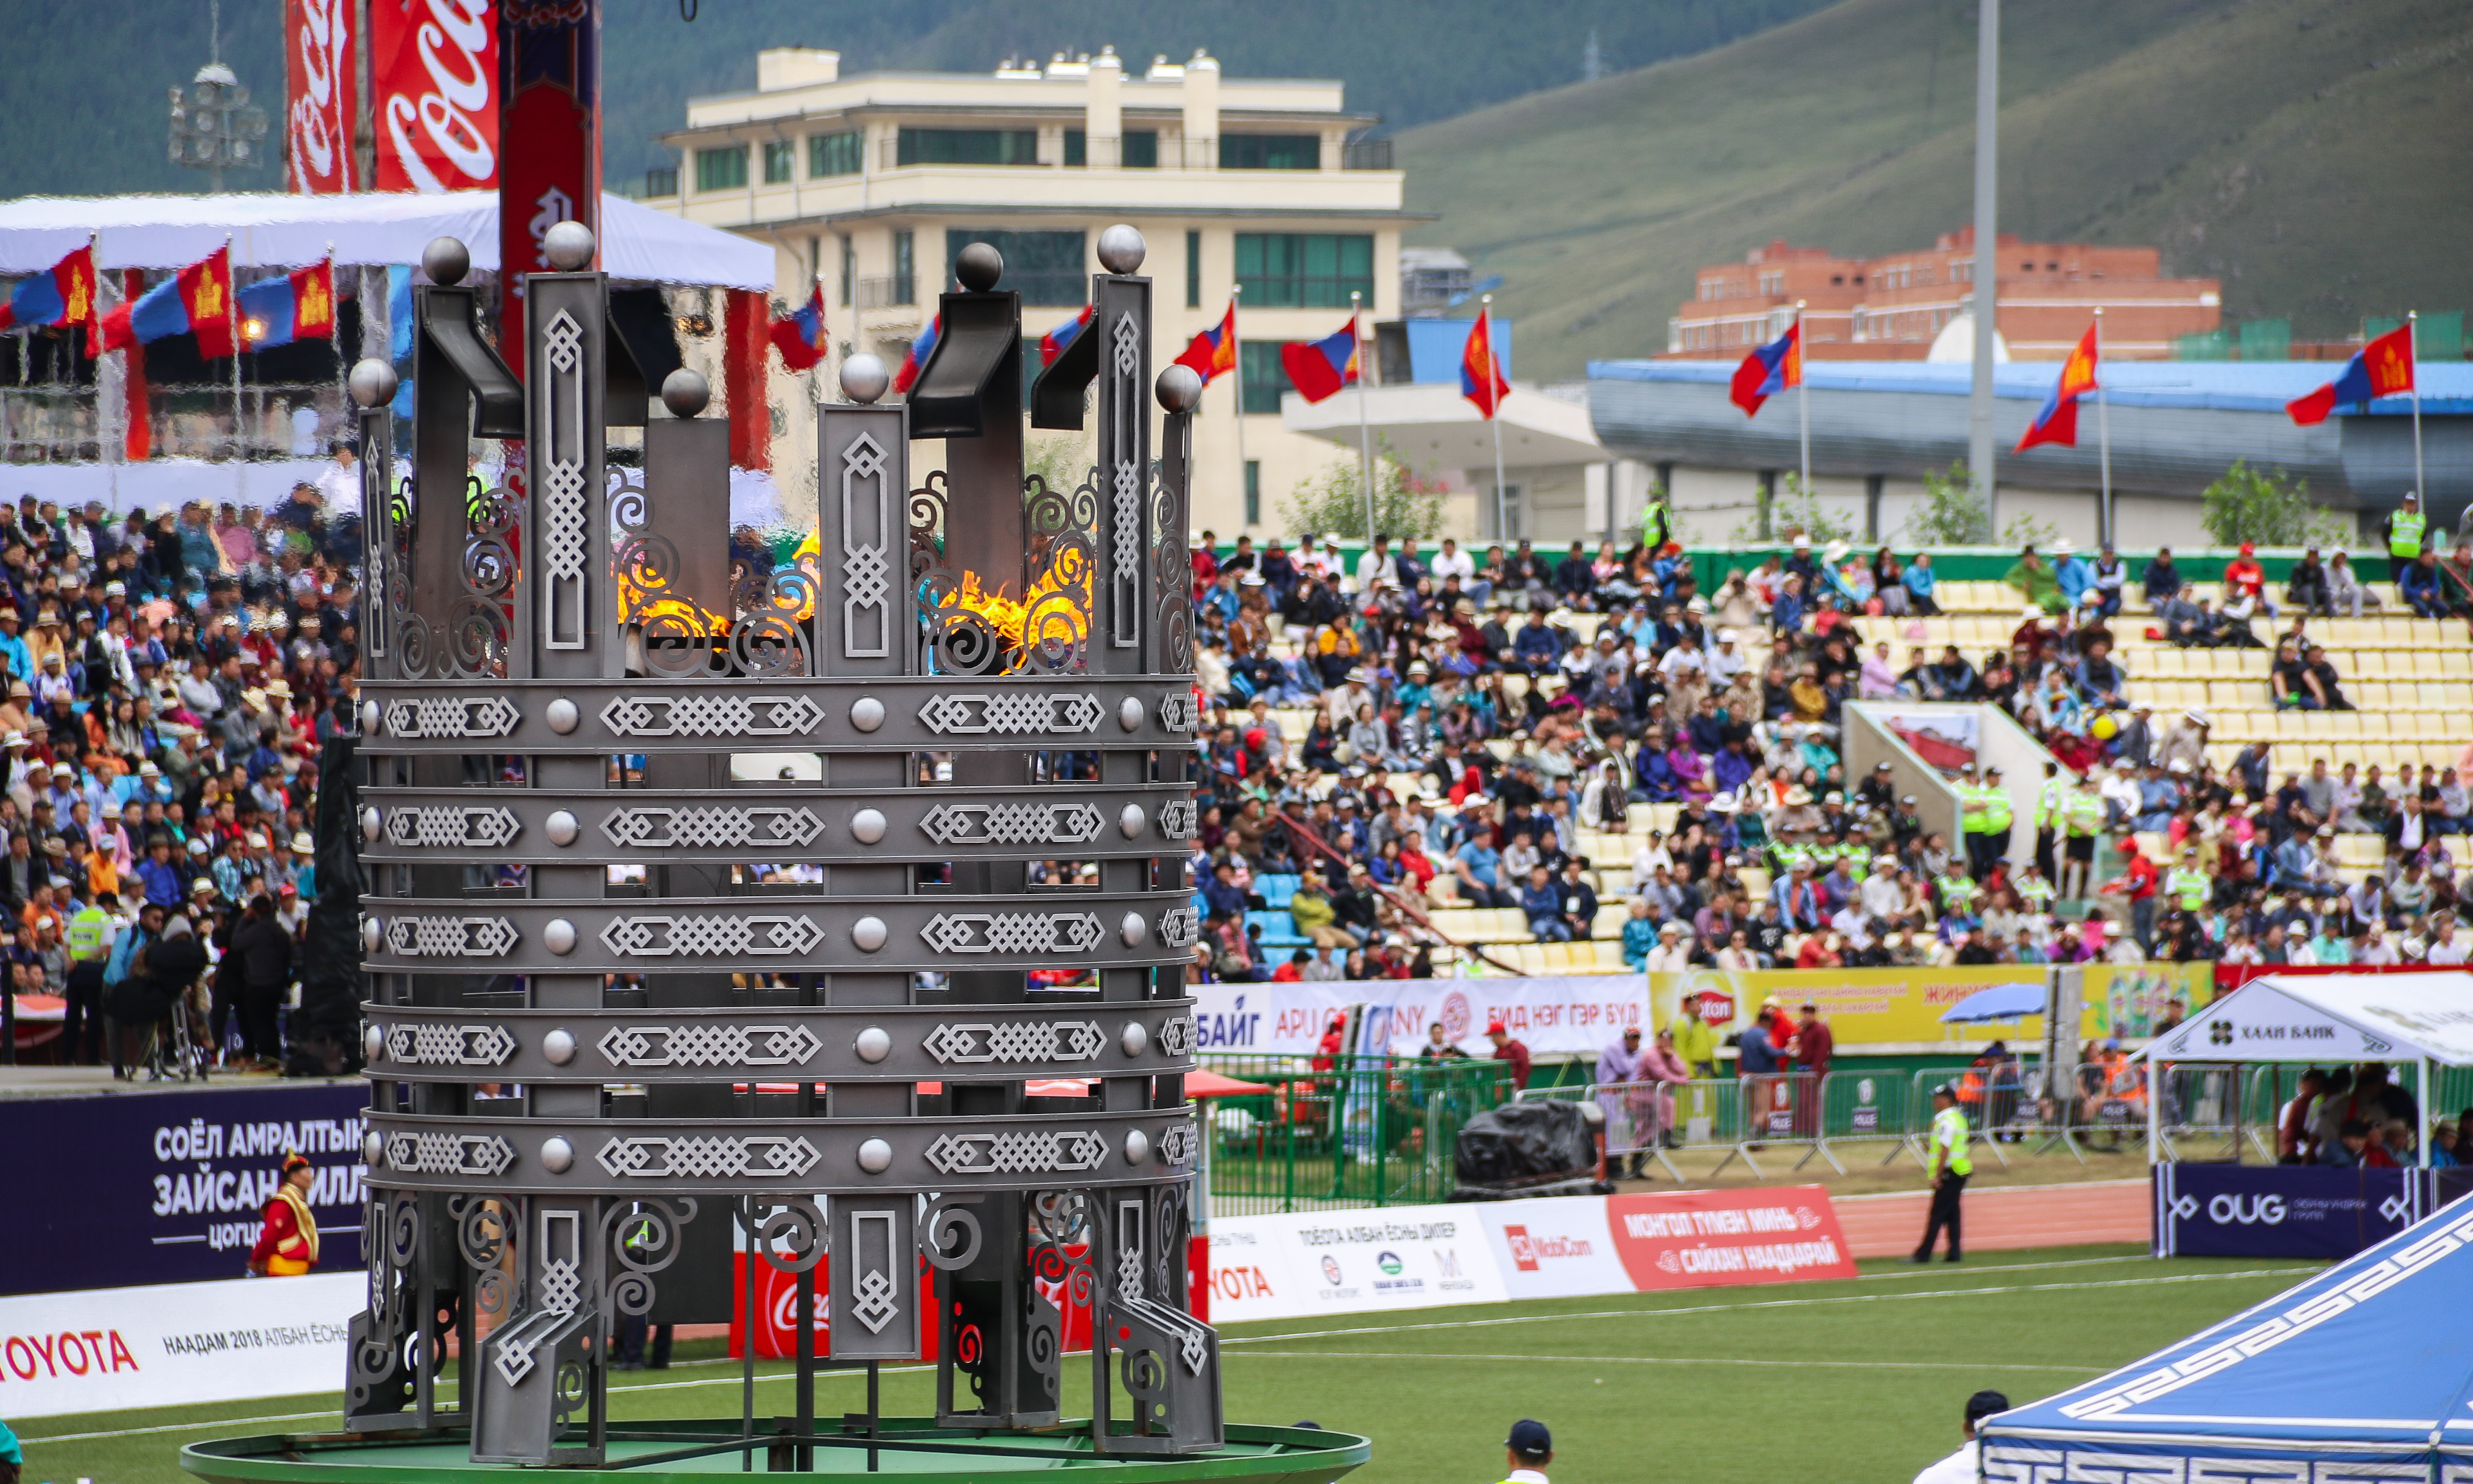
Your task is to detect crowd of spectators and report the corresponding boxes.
[1180,519,2473,982]
[2274,1064,2470,1167]
[1,445,361,1074]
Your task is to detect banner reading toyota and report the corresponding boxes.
[373,0,498,193]
[284,0,357,192]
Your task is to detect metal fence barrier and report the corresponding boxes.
[1817,1070,1923,1169]
[1198,1052,1511,1215]
[1736,1071,1837,1176]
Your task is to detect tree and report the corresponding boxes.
[1730,473,1855,545]
[1903,462,1989,545]
[1279,440,1449,541]
[2200,460,2346,548]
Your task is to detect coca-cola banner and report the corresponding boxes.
[285,0,357,192]
[373,0,498,193]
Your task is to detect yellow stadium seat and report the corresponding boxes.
[2328,712,2362,741]
[1738,868,1771,897]
[2382,619,2419,649]
[2408,712,2446,742]
[2416,683,2450,709]
[2150,649,2188,679]
[2300,712,2336,743]
[1592,907,1627,939]
[2355,713,2392,741]
[1514,945,1549,974]
[1593,940,1630,970]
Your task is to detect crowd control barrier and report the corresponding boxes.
[1817,1070,1922,1169]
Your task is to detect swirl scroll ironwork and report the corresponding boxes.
[1020,470,1097,675]
[387,473,435,679]
[908,471,1000,678]
[453,1193,519,1319]
[728,553,816,679]
[612,469,714,678]
[754,1195,827,1274]
[602,1196,697,1319]
[1150,461,1192,675]
[443,475,517,679]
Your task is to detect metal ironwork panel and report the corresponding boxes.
[524,273,611,673]
[355,677,1202,752]
[361,1000,1199,1083]
[818,404,913,675]
[358,783,1199,864]
[362,891,1201,975]
[364,1105,1199,1195]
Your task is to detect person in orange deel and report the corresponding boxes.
[248,1151,320,1276]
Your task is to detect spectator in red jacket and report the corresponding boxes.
[1486,1018,1532,1089]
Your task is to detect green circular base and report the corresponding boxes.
[181,1420,1369,1484]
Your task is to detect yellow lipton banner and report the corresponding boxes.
[1648,963,2213,1050]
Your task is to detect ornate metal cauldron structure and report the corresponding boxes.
[193,224,1371,1483]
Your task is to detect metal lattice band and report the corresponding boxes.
[1156,907,1199,950]
[383,805,522,849]
[382,695,521,739]
[1158,1122,1199,1169]
[600,914,829,958]
[355,1002,1202,1083]
[380,1022,519,1067]
[919,802,1102,847]
[1156,800,1199,842]
[1159,691,1200,734]
[919,911,1105,956]
[839,430,893,658]
[922,1020,1105,1065]
[596,1024,825,1068]
[601,805,826,851]
[919,691,1102,736]
[599,693,828,739]
[538,307,590,650]
[382,915,519,958]
[360,1108,1194,1194]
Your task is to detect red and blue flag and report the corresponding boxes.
[1461,307,1510,418]
[238,260,337,351]
[2287,322,2415,426]
[0,246,97,336]
[893,313,940,394]
[1279,313,1359,403]
[1038,304,1093,367]
[768,281,829,372]
[98,245,236,358]
[1173,303,1239,383]
[1727,320,1800,417]
[2016,322,2101,451]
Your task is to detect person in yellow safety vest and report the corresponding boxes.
[2166,846,2212,914]
[1668,991,1719,1081]
[2035,761,2065,881]
[62,888,122,1066]
[2061,778,2105,902]
[2386,491,2430,561]
[1910,1082,1971,1263]
[1963,765,2013,880]
[1497,1418,1554,1484]
[2013,860,2056,916]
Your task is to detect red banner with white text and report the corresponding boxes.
[1604,1187,1858,1290]
[285,0,357,192]
[372,0,498,193]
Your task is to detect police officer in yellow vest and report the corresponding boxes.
[1497,1418,1553,1484]
[1962,765,2013,880]
[2034,761,2065,880]
[63,888,122,1066]
[1910,1082,1971,1263]
[2386,491,2431,561]
[2061,776,2105,901]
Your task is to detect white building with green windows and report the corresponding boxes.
[653,45,1413,539]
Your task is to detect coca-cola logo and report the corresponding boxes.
[287,0,353,192]
[376,0,497,192]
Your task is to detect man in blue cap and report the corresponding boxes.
[1499,1418,1552,1484]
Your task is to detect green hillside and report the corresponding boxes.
[0,1,1835,199]
[1396,0,2473,374]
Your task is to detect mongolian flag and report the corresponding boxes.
[768,281,828,372]
[893,313,939,394]
[0,245,97,335]
[2287,322,2415,426]
[1728,320,1800,418]
[1173,302,1239,383]
[2016,321,2101,451]
[98,245,236,358]
[1460,306,1510,418]
[1279,313,1359,403]
[1038,303,1093,367]
[237,260,338,351]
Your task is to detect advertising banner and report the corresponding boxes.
[0,1084,369,1297]
[495,0,600,383]
[0,1271,362,1418]
[2083,963,2213,1041]
[1650,967,2046,1049]
[1602,1186,1858,1288]
[1188,976,1648,1061]
[1202,1208,1507,1324]
[284,0,357,192]
[372,0,499,194]
[2153,1165,2440,1260]
[1477,1195,1626,1301]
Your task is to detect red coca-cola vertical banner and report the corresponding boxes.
[372,0,500,194]
[496,0,600,383]
[285,0,357,192]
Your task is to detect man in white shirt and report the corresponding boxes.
[1643,921,1694,972]
[1703,629,1747,688]
[312,439,363,519]
[2428,917,2469,966]
[1499,1418,1553,1484]
[1355,533,1396,596]
[1912,1391,2010,1484]
[1430,536,1476,587]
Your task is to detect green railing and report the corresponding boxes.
[1198,1053,1516,1215]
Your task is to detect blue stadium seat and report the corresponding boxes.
[1255,873,1301,910]
[1246,909,1307,947]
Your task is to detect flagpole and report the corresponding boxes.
[227,234,244,497]
[1352,291,1374,546]
[2408,310,2425,504]
[330,241,346,429]
[2095,306,2112,547]
[1794,299,1810,508]
[1230,284,1249,528]
[1485,293,1508,543]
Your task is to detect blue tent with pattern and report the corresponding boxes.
[1979,1197,2473,1478]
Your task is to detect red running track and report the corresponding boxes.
[1833,1178,2150,1259]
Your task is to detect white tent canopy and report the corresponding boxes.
[2132,971,2473,1067]
[0,191,773,289]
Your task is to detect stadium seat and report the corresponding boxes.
[1248,910,1306,948]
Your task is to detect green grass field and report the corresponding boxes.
[16,1246,2316,1484]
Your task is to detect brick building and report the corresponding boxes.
[1667,228,2220,362]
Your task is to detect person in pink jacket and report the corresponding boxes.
[1623,1028,1694,1173]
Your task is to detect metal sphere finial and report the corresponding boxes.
[1156,363,1203,413]
[840,352,890,404]
[421,236,469,286]
[1097,224,1146,275]
[955,241,1003,292]
[347,358,399,409]
[542,220,596,271]
[660,367,710,418]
